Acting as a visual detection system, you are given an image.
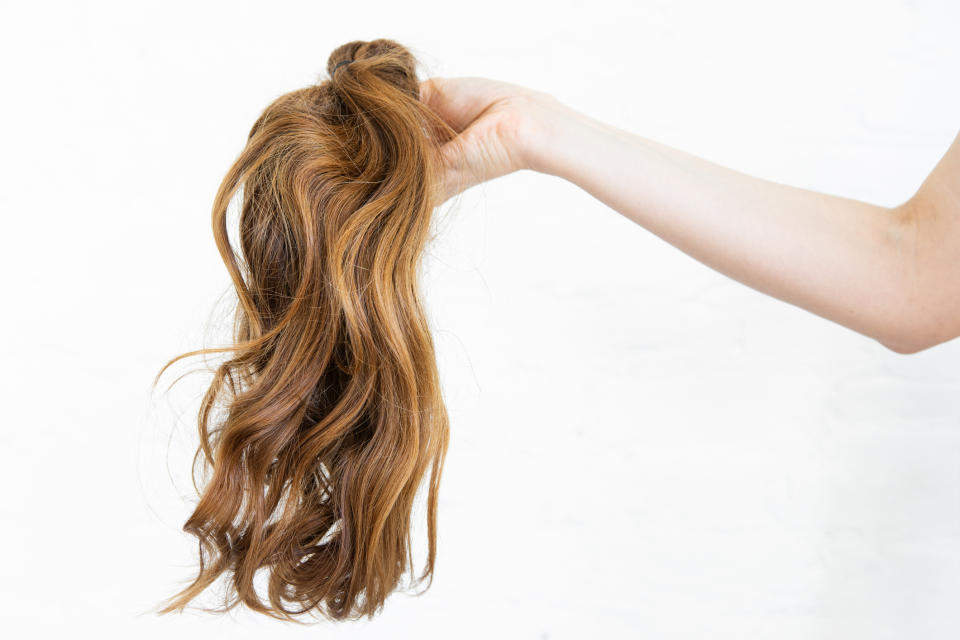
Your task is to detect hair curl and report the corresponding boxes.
[152,38,459,622]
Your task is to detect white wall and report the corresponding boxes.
[3,1,959,638]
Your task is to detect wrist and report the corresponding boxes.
[520,96,622,180]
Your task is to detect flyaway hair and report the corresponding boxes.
[152,38,459,622]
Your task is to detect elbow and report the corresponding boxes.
[878,315,955,354]
[879,335,939,355]
[875,198,954,355]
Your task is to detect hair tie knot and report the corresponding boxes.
[332,60,353,75]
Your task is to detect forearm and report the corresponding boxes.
[527,107,920,352]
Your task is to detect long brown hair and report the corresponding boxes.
[152,38,459,622]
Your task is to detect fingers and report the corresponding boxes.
[420,77,526,204]
[428,135,485,205]
[436,137,473,204]
[418,77,501,133]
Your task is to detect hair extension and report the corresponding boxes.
[152,38,459,622]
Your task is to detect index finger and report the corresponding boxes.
[418,76,503,133]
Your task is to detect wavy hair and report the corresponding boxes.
[152,38,459,622]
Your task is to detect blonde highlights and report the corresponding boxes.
[153,38,458,621]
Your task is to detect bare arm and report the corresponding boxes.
[530,110,960,354]
[421,77,960,354]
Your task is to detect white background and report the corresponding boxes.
[3,1,959,638]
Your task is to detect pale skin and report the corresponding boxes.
[419,77,960,354]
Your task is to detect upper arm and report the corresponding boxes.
[888,130,960,353]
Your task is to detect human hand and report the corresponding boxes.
[418,76,573,203]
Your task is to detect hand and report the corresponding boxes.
[418,76,569,203]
